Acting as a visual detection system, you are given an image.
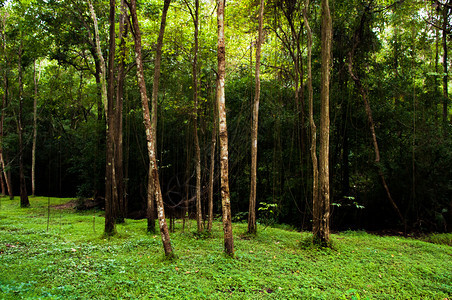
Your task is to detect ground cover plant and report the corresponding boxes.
[0,197,451,299]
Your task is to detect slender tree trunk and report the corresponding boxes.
[1,8,12,200]
[207,81,218,232]
[115,0,128,223]
[1,73,12,199]
[129,0,173,256]
[248,0,264,235]
[147,164,156,232]
[145,0,171,234]
[313,0,331,245]
[217,0,234,256]
[302,0,319,237]
[108,0,119,228]
[5,155,12,200]
[31,60,38,196]
[89,1,108,114]
[189,0,203,233]
[18,42,29,208]
[90,0,117,234]
[0,84,6,197]
[102,0,118,235]
[183,129,192,231]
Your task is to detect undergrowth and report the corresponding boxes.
[0,197,451,299]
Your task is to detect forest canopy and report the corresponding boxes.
[0,0,451,240]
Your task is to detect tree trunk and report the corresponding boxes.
[32,60,38,196]
[115,0,128,223]
[18,42,29,208]
[217,0,234,256]
[207,81,218,232]
[248,0,264,235]
[89,0,117,234]
[188,0,203,233]
[147,164,156,232]
[106,0,118,233]
[314,0,331,245]
[88,1,108,114]
[145,0,171,235]
[1,72,13,200]
[129,0,173,257]
[302,0,319,237]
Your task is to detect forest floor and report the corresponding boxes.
[0,197,450,299]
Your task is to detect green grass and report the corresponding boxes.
[0,197,451,299]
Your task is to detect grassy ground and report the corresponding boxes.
[0,197,451,299]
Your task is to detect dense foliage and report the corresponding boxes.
[0,0,451,232]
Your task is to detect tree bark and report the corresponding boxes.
[207,80,218,233]
[88,1,108,114]
[1,69,13,199]
[147,164,156,232]
[18,42,29,208]
[314,0,331,245]
[217,0,234,256]
[106,0,118,233]
[145,0,171,234]
[248,0,264,235]
[129,0,173,257]
[115,0,128,223]
[32,60,38,196]
[89,0,117,234]
[186,0,203,233]
[302,0,319,237]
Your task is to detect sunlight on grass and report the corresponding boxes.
[0,197,451,299]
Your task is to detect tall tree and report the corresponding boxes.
[248,0,265,235]
[89,0,117,235]
[105,0,118,233]
[303,0,318,240]
[207,80,217,233]
[217,0,234,256]
[115,0,128,223]
[18,39,29,208]
[31,60,39,196]
[88,1,108,114]
[146,0,172,234]
[184,0,203,233]
[0,13,13,200]
[313,0,331,245]
[129,0,173,257]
